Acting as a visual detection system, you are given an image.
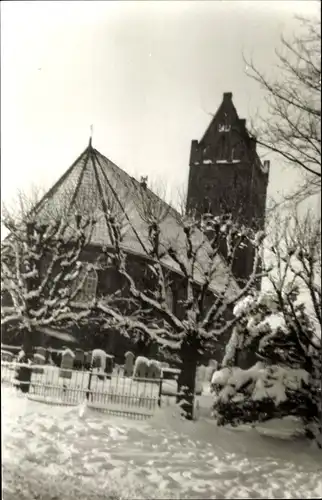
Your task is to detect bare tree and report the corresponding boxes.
[265,206,321,341]
[245,16,321,204]
[96,193,265,419]
[1,188,98,370]
[219,206,321,442]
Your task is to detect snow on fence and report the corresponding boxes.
[1,360,164,420]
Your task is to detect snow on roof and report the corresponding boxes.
[34,144,240,298]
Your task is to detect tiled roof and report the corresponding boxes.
[35,142,239,296]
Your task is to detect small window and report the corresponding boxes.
[165,286,174,311]
[74,267,98,303]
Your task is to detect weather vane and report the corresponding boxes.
[89,124,94,147]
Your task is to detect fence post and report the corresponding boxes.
[157,376,163,407]
[86,367,93,401]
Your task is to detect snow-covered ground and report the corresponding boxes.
[2,385,322,499]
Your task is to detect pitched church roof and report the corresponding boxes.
[34,139,239,296]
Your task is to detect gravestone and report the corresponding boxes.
[51,350,62,368]
[195,365,205,395]
[105,355,114,376]
[84,351,92,371]
[45,349,50,364]
[135,363,149,379]
[1,350,14,362]
[208,359,218,381]
[134,356,149,379]
[196,365,206,382]
[91,349,106,370]
[74,348,85,370]
[33,347,46,374]
[46,350,54,366]
[162,367,181,381]
[17,349,25,362]
[59,349,74,379]
[36,346,46,358]
[147,360,162,380]
[124,351,134,377]
[92,349,107,381]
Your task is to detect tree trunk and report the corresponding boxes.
[16,329,34,394]
[176,338,199,420]
[304,351,322,448]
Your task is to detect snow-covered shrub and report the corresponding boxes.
[212,363,311,426]
[215,289,321,440]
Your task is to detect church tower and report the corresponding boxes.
[186,92,270,286]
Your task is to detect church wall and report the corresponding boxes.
[187,160,253,222]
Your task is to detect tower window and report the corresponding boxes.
[218,124,231,133]
[218,113,231,133]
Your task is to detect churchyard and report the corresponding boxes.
[1,345,211,419]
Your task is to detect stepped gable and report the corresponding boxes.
[33,140,239,296]
[190,92,269,174]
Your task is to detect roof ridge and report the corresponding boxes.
[93,148,181,220]
[33,147,89,216]
[92,149,149,255]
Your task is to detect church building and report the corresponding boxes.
[2,93,270,363]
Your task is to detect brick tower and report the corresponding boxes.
[186,92,270,286]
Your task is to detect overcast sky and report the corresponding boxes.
[1,0,320,217]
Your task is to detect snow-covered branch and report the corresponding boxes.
[102,206,265,372]
[1,198,97,343]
